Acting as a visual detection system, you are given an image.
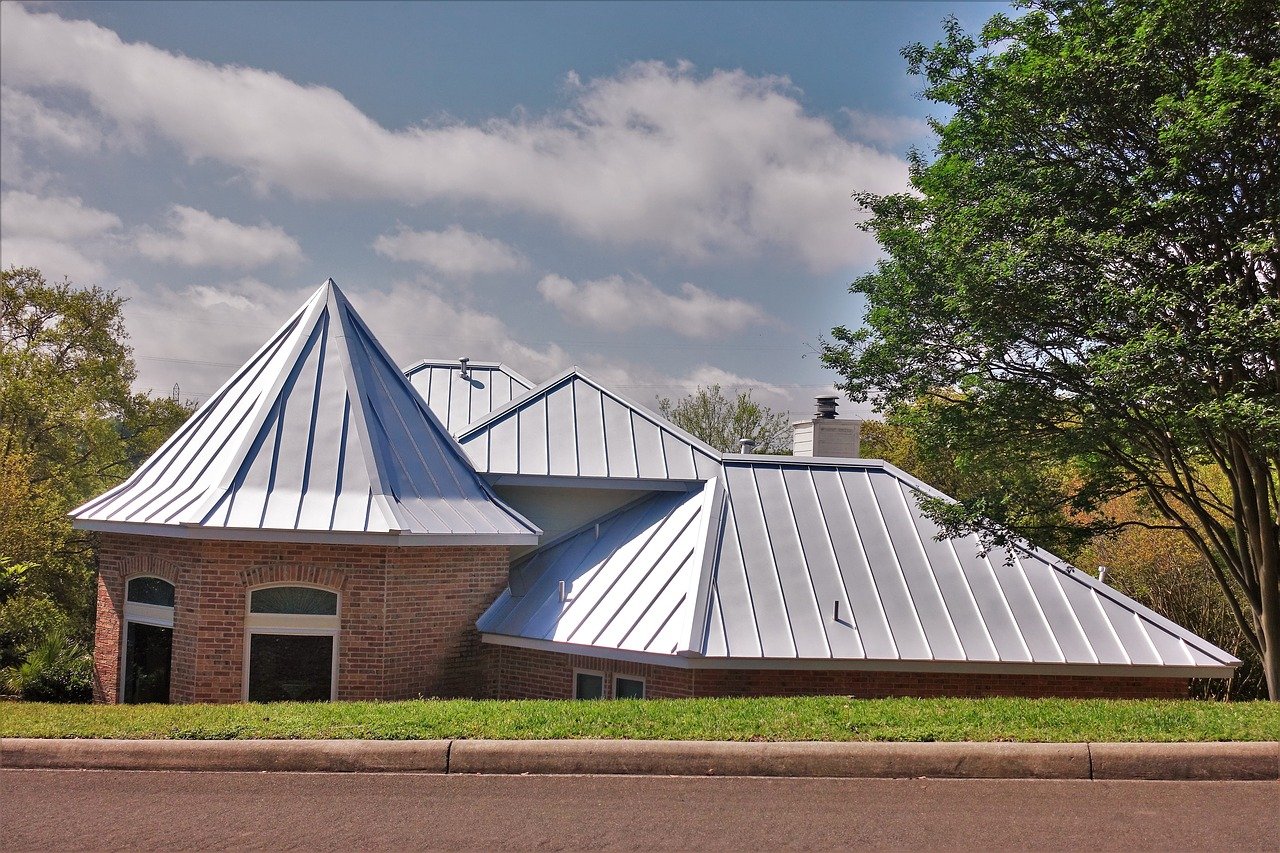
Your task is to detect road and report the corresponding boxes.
[3,769,1276,850]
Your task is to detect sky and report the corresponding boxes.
[0,0,1010,419]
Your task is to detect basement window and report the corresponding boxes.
[614,675,645,700]
[244,585,339,702]
[573,670,604,700]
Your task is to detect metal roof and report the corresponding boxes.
[72,280,540,545]
[457,369,722,481]
[481,456,1239,676]
[478,484,719,655]
[405,358,534,434]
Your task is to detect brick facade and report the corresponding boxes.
[94,532,508,704]
[485,645,1190,700]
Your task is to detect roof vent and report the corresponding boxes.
[738,438,756,454]
[458,356,470,380]
[815,396,839,419]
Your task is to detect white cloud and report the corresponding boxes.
[123,276,569,402]
[1,5,910,272]
[373,226,527,277]
[537,273,771,339]
[0,190,123,281]
[842,109,932,149]
[134,205,303,268]
[1,190,122,240]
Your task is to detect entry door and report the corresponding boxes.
[123,621,172,703]
[122,577,175,704]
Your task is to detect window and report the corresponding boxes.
[574,670,604,700]
[614,675,645,700]
[122,577,175,704]
[244,585,339,703]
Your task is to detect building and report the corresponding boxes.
[74,280,1240,703]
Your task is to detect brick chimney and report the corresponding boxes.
[792,395,860,458]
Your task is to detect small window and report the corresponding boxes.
[574,671,604,700]
[614,675,645,700]
[250,586,337,615]
[127,577,175,607]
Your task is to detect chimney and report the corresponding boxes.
[792,396,860,458]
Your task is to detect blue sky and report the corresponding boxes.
[1,1,1009,417]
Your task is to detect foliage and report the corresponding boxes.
[1,626,94,702]
[657,385,791,454]
[1,696,1276,742]
[0,267,191,666]
[823,1,1280,696]
[1077,494,1265,700]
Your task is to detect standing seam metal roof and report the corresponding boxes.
[71,280,540,544]
[479,456,1239,675]
[457,368,722,480]
[405,359,534,435]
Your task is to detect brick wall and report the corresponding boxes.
[485,644,1189,700]
[94,533,508,704]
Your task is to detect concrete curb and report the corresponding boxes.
[2,739,1276,780]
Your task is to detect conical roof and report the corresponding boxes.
[72,279,540,545]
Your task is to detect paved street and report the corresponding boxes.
[3,769,1276,851]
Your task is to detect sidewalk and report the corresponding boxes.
[3,738,1276,780]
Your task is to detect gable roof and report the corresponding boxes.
[72,280,539,545]
[405,358,534,434]
[478,484,720,655]
[457,368,722,481]
[481,455,1239,677]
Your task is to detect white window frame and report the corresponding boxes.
[613,673,646,700]
[120,576,175,703]
[572,667,606,700]
[242,583,340,702]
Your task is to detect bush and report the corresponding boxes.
[1,628,94,702]
[0,593,70,670]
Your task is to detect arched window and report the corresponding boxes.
[244,585,339,702]
[122,577,175,704]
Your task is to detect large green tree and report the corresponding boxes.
[657,385,792,454]
[0,267,190,651]
[823,1,1280,696]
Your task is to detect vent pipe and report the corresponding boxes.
[738,438,756,454]
[458,356,470,380]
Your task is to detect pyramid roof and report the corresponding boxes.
[72,280,539,545]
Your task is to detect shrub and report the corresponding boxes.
[1,628,94,702]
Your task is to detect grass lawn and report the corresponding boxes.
[2,697,1277,742]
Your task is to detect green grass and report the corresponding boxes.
[2,697,1277,742]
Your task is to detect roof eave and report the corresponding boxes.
[72,518,540,547]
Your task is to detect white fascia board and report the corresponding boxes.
[488,473,696,491]
[72,518,540,547]
[480,634,1235,678]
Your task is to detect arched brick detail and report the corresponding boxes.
[116,553,183,585]
[241,564,347,591]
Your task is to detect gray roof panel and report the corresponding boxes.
[405,359,534,435]
[484,453,1239,677]
[73,280,539,544]
[458,369,722,481]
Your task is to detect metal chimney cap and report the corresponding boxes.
[814,396,839,419]
[738,437,757,453]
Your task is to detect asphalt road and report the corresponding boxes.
[3,769,1276,851]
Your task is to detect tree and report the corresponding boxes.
[657,385,792,454]
[0,267,191,651]
[822,1,1280,696]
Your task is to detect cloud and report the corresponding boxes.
[842,109,932,149]
[134,205,303,268]
[123,276,569,403]
[373,226,527,277]
[0,190,123,281]
[537,273,771,339]
[1,190,122,240]
[1,5,910,272]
